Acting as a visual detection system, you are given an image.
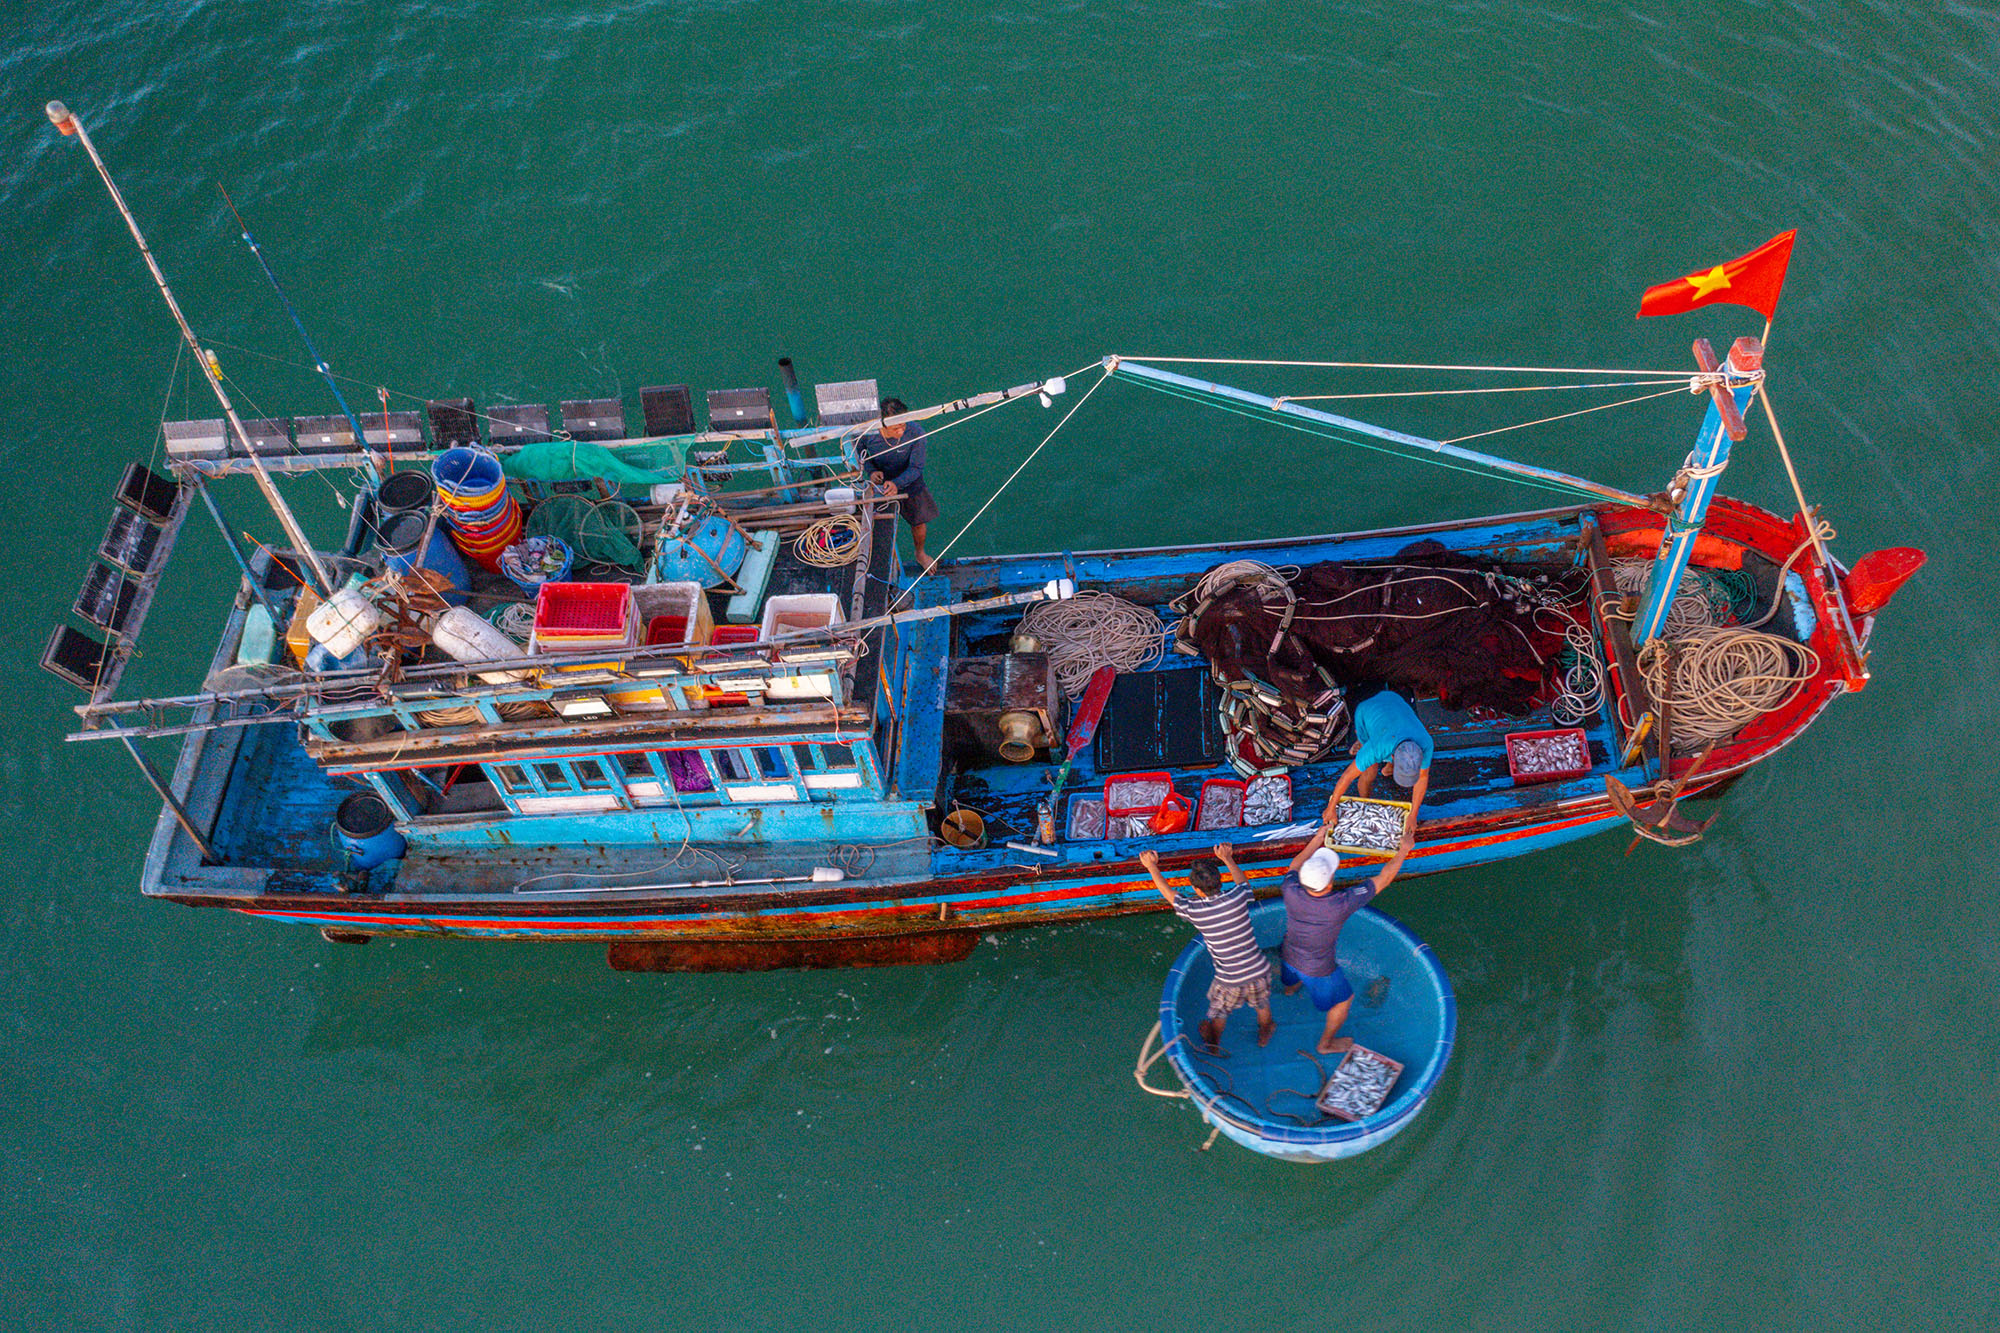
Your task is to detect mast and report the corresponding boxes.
[1631,337,1762,646]
[44,100,335,596]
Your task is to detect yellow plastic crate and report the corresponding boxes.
[1328,796,1412,859]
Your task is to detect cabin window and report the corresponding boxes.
[483,758,625,814]
[714,750,750,781]
[753,747,789,780]
[664,750,713,793]
[792,738,869,794]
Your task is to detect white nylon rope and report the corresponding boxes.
[1439,385,1691,445]
[1121,355,1704,376]
[891,363,1111,609]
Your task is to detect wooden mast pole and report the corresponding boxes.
[44,100,335,596]
[1631,336,1762,646]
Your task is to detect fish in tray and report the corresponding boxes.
[1331,798,1407,855]
[1316,1044,1403,1122]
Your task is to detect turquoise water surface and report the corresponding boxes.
[2,2,1994,1328]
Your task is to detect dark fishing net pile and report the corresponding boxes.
[1172,542,1583,732]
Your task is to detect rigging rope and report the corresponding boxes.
[892,364,1110,609]
[1116,356,1707,376]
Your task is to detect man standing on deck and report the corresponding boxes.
[1329,688,1435,831]
[860,396,938,572]
[1279,797,1419,1054]
[1139,846,1275,1051]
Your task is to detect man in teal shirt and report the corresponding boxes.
[1329,689,1434,828]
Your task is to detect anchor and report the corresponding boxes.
[1606,740,1720,850]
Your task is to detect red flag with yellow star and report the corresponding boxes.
[1637,230,1796,320]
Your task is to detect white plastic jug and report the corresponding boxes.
[431,606,532,684]
[305,588,385,659]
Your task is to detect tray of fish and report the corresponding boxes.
[1316,1043,1405,1122]
[1330,797,1409,857]
[1103,774,1172,815]
[1067,796,1106,841]
[1505,727,1592,784]
[1241,774,1293,826]
[1106,814,1156,839]
[1195,779,1244,831]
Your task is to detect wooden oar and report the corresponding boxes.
[1045,665,1118,816]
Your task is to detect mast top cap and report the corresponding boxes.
[45,101,77,135]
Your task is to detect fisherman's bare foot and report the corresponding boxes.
[1283,983,1301,997]
[1317,1035,1354,1056]
[1257,1016,1276,1047]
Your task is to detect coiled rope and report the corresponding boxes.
[794,514,865,568]
[1018,591,1166,696]
[1637,627,1821,748]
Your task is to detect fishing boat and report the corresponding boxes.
[1137,901,1456,1161]
[42,102,1925,972]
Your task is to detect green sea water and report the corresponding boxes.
[3,2,1995,1328]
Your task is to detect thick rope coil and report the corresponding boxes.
[1018,592,1166,696]
[1637,626,1821,748]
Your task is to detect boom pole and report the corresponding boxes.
[1108,358,1660,510]
[44,100,335,596]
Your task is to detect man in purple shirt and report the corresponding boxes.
[1278,796,1419,1053]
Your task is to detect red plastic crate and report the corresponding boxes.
[1504,727,1592,785]
[1195,778,1246,832]
[534,582,632,638]
[1104,770,1176,818]
[646,614,688,646]
[712,625,761,645]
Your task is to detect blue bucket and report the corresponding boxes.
[498,535,573,594]
[651,515,748,587]
[433,447,506,502]
[334,792,407,870]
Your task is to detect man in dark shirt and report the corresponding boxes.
[859,396,939,571]
[1278,797,1419,1053]
[1140,845,1276,1051]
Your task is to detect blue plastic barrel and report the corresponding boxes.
[651,514,748,587]
[377,510,470,605]
[334,793,406,870]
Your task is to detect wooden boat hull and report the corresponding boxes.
[135,492,1878,968]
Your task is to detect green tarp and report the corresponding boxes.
[500,438,689,485]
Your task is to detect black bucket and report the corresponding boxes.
[376,470,435,516]
[376,509,428,558]
[335,792,396,839]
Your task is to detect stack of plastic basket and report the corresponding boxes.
[433,446,521,572]
[530,582,636,664]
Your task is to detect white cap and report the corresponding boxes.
[1298,849,1340,892]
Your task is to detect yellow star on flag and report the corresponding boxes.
[1686,264,1732,298]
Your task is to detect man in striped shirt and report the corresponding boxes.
[1140,845,1275,1051]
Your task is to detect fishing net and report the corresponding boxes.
[525,496,645,568]
[1174,542,1582,721]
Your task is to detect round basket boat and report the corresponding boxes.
[1142,899,1456,1162]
